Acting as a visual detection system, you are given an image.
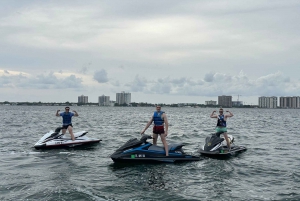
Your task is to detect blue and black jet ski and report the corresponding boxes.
[111,135,201,163]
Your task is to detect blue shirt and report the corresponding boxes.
[60,112,74,125]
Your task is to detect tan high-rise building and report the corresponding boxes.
[218,95,232,108]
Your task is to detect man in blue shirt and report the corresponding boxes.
[56,106,79,141]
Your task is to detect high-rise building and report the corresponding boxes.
[258,96,277,108]
[205,100,217,105]
[116,91,131,105]
[98,95,110,106]
[232,101,243,107]
[218,95,232,108]
[279,96,300,108]
[78,95,88,104]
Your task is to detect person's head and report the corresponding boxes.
[156,105,161,112]
[65,107,70,112]
[219,108,224,114]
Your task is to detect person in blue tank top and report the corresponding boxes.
[141,105,169,156]
[56,106,79,141]
[210,108,234,150]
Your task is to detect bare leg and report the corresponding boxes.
[153,133,158,145]
[67,126,75,141]
[223,132,231,150]
[62,129,67,134]
[160,133,169,156]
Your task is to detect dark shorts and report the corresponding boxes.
[62,124,73,129]
[153,125,165,134]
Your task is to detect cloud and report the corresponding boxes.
[204,72,214,82]
[111,80,120,87]
[122,71,300,97]
[79,66,88,74]
[93,69,108,83]
[0,72,83,89]
[125,75,147,92]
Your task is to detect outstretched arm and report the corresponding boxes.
[210,111,217,118]
[141,117,153,135]
[73,110,79,117]
[56,110,60,117]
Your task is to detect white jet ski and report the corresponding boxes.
[34,127,101,149]
[198,131,246,158]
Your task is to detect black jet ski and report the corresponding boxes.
[198,132,247,158]
[34,127,101,149]
[111,134,201,163]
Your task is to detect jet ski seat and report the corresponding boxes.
[148,143,184,152]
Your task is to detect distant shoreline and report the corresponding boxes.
[1,102,299,109]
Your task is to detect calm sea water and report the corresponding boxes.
[0,106,299,201]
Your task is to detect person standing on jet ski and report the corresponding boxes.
[141,105,169,156]
[210,108,233,150]
[56,107,79,141]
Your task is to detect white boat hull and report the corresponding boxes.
[34,130,101,149]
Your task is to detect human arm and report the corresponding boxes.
[163,114,168,136]
[56,110,60,117]
[225,110,234,117]
[73,110,79,117]
[141,117,153,135]
[210,111,217,118]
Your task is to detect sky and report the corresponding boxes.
[0,0,300,104]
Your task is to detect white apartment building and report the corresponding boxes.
[78,95,88,104]
[98,95,110,106]
[258,96,277,108]
[232,101,243,107]
[280,96,300,108]
[205,100,217,105]
[116,91,131,105]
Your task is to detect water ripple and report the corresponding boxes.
[0,106,299,200]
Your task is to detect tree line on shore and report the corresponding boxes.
[0,101,254,108]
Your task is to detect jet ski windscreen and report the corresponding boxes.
[204,134,224,151]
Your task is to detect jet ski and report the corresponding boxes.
[198,132,247,158]
[111,134,202,163]
[34,127,101,149]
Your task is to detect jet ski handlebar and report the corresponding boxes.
[55,127,63,133]
[140,134,152,143]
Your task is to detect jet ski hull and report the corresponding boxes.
[34,128,101,149]
[198,146,247,159]
[111,152,201,163]
[34,138,101,149]
[111,135,202,163]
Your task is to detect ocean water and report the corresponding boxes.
[0,106,299,201]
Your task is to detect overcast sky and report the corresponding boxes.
[0,0,299,104]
